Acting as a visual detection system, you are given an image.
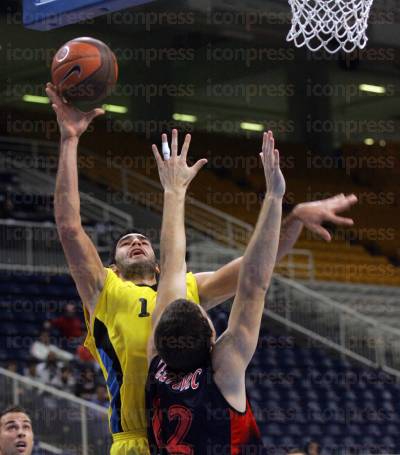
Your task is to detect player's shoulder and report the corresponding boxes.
[99,267,141,300]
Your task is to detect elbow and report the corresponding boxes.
[239,260,274,294]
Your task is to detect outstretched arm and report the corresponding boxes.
[46,83,106,315]
[213,131,284,382]
[147,130,207,360]
[195,193,357,309]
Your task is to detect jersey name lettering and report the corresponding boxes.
[155,362,202,391]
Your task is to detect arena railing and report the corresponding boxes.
[2,156,133,232]
[0,219,118,273]
[0,218,313,284]
[0,366,109,455]
[3,137,400,375]
[0,136,314,280]
[2,219,397,377]
[267,275,400,379]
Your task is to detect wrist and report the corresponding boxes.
[265,192,283,201]
[164,188,186,199]
[61,135,79,145]
[291,203,304,220]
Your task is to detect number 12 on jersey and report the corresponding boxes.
[152,398,194,454]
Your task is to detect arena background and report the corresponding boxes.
[0,0,400,453]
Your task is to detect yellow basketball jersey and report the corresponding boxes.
[83,268,200,438]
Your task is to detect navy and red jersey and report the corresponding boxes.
[146,356,266,455]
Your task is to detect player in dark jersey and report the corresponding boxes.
[146,129,285,454]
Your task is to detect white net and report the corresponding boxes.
[286,0,375,53]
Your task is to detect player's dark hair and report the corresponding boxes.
[155,299,213,373]
[108,229,151,265]
[0,405,30,423]
[305,440,320,455]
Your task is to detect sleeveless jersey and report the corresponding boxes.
[83,268,200,439]
[146,356,266,455]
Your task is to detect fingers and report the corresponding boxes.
[262,132,268,155]
[339,194,358,210]
[160,130,192,161]
[273,149,280,169]
[88,108,105,122]
[152,144,163,168]
[45,82,63,106]
[265,131,274,168]
[261,131,274,168]
[268,133,275,168]
[161,133,170,160]
[310,224,332,242]
[180,134,191,161]
[330,193,358,212]
[171,128,178,157]
[191,158,208,176]
[47,82,57,92]
[328,214,354,226]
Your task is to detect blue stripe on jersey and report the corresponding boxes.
[98,347,122,433]
[93,318,123,434]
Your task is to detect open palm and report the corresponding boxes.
[152,129,207,192]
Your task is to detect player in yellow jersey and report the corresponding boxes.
[46,81,357,454]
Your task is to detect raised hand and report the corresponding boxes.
[293,193,358,242]
[260,131,286,198]
[45,82,104,140]
[152,129,207,193]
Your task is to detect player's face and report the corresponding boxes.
[115,233,157,272]
[198,305,217,346]
[0,413,33,455]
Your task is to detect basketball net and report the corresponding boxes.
[286,0,375,53]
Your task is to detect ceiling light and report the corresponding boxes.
[240,122,264,132]
[364,138,374,146]
[173,113,197,123]
[102,104,128,114]
[359,84,386,94]
[22,94,50,104]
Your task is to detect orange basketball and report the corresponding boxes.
[51,37,118,104]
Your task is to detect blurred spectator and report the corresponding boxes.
[288,450,306,455]
[75,367,96,400]
[23,362,40,382]
[50,365,76,394]
[5,361,18,374]
[51,303,82,340]
[91,385,109,408]
[36,352,62,386]
[306,441,320,455]
[76,345,95,364]
[30,330,74,363]
[0,190,13,218]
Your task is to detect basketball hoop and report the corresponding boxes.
[286,0,375,53]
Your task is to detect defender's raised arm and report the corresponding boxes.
[147,130,207,359]
[213,131,284,380]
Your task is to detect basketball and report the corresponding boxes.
[51,37,118,104]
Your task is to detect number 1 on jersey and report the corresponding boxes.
[138,298,150,317]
